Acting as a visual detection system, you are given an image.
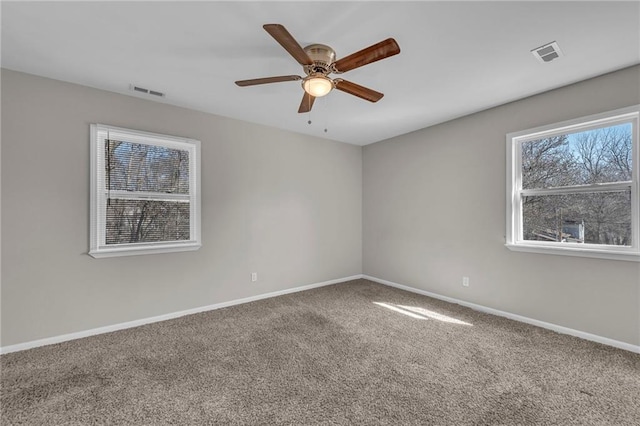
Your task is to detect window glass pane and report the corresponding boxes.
[106,140,189,194]
[522,191,631,246]
[521,123,632,189]
[106,199,190,244]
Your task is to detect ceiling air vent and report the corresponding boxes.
[531,41,563,63]
[129,84,165,98]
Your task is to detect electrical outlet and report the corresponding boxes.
[251,272,258,282]
[462,276,470,287]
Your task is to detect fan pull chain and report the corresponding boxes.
[305,98,329,133]
[324,95,330,133]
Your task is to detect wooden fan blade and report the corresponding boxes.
[263,24,313,66]
[333,38,400,73]
[334,79,384,102]
[235,75,302,87]
[298,92,316,113]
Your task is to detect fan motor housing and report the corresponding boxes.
[303,44,336,75]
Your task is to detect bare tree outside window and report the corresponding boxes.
[521,124,632,246]
[105,141,190,244]
[90,124,201,258]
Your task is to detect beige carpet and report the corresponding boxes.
[2,279,639,425]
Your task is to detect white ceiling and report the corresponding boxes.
[2,1,639,145]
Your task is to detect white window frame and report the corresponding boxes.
[89,124,201,258]
[506,105,640,262]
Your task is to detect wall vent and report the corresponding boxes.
[531,41,563,63]
[129,84,166,97]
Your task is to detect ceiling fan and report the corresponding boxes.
[235,24,401,113]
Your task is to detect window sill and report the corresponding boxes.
[89,243,201,258]
[505,243,640,262]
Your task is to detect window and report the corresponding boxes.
[506,105,639,262]
[90,124,201,258]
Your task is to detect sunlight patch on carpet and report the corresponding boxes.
[373,302,427,319]
[374,302,472,325]
[398,305,472,325]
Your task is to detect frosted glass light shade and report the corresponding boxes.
[302,76,333,97]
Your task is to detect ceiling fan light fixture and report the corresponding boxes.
[237,24,400,113]
[302,75,333,97]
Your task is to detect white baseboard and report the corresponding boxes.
[0,274,363,355]
[363,275,640,354]
[4,274,637,355]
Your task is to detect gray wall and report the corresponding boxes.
[1,70,362,347]
[3,66,639,349]
[363,65,640,346]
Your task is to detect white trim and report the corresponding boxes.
[89,243,202,258]
[505,105,640,260]
[363,275,640,354]
[105,190,191,202]
[0,275,363,354]
[507,106,639,142]
[4,273,636,355]
[520,181,631,196]
[89,124,201,258]
[505,242,640,262]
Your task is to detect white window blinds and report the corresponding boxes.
[90,124,201,258]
